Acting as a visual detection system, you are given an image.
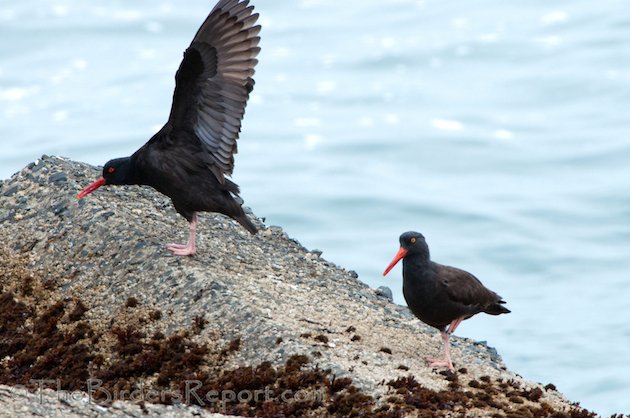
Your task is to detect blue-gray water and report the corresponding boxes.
[1,0,629,415]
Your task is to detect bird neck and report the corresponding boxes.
[402,255,434,298]
[125,155,139,185]
[403,251,431,273]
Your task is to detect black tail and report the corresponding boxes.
[485,300,510,315]
[223,179,257,234]
[235,214,258,234]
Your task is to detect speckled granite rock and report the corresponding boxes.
[0,384,228,418]
[0,156,594,417]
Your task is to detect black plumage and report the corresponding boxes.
[78,0,260,256]
[383,231,510,370]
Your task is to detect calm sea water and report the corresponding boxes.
[2,0,629,415]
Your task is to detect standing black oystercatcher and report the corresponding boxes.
[77,0,261,256]
[383,231,510,371]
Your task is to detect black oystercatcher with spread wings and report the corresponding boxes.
[78,0,260,256]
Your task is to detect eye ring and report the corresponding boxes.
[410,237,417,244]
[107,167,115,174]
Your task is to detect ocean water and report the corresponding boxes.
[1,0,629,415]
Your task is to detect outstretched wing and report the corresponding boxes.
[166,0,260,183]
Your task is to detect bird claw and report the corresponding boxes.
[166,243,187,249]
[166,243,196,256]
[425,357,454,371]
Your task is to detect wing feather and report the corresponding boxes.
[435,264,504,311]
[165,0,260,182]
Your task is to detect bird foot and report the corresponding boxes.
[166,243,196,256]
[425,357,454,371]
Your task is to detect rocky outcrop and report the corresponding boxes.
[0,156,595,417]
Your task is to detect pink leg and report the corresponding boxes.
[166,213,197,256]
[446,316,464,334]
[425,316,464,371]
[425,331,454,371]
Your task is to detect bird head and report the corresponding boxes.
[382,231,429,276]
[77,157,132,199]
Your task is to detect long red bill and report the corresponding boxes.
[77,177,106,199]
[382,247,408,276]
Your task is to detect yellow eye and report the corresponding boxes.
[107,167,115,174]
[410,237,416,244]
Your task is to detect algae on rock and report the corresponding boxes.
[0,156,596,417]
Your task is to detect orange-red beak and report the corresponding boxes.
[77,177,106,199]
[383,247,408,276]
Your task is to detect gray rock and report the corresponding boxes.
[0,156,582,416]
[48,172,68,184]
[0,385,227,418]
[2,185,18,197]
[375,286,393,302]
[51,201,68,215]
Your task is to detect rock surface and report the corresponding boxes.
[0,156,595,417]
